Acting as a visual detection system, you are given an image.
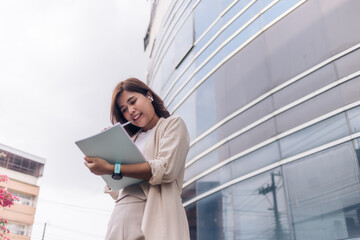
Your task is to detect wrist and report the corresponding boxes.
[111,163,123,180]
[109,164,115,175]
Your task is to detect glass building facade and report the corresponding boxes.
[145,0,360,239]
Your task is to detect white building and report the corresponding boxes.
[0,143,45,240]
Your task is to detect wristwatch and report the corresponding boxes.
[112,163,123,180]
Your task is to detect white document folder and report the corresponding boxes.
[75,123,145,190]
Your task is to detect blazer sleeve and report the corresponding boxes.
[147,116,190,185]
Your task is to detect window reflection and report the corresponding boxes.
[284,142,360,240]
[355,138,360,170]
[220,0,255,26]
[185,169,290,240]
[347,105,360,133]
[195,76,217,134]
[175,93,197,140]
[184,142,280,198]
[279,113,349,158]
[182,182,197,203]
[184,150,220,187]
[170,0,303,117]
[183,110,360,239]
[193,0,222,41]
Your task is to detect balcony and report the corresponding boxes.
[0,203,36,224]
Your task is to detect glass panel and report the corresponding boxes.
[162,49,195,98]
[348,105,360,134]
[229,142,280,180]
[185,168,291,240]
[169,57,220,113]
[175,93,197,141]
[279,113,349,158]
[272,63,338,110]
[186,97,274,165]
[193,0,222,41]
[220,0,236,13]
[182,182,197,203]
[164,55,196,105]
[192,142,280,196]
[275,87,344,134]
[262,0,301,25]
[173,13,194,70]
[284,142,360,240]
[187,130,218,163]
[167,0,303,118]
[194,18,222,52]
[152,7,194,94]
[221,0,255,25]
[195,76,217,134]
[151,43,175,94]
[184,150,220,183]
[185,191,224,240]
[221,0,262,42]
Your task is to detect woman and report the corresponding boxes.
[84,78,190,240]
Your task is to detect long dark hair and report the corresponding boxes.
[110,78,170,136]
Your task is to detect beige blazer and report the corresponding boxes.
[136,116,190,240]
[105,116,190,239]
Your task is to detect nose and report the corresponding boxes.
[128,105,136,115]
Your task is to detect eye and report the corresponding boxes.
[121,107,127,113]
[130,99,137,105]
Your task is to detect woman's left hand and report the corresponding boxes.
[84,157,113,175]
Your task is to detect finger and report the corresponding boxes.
[101,126,110,132]
[84,156,94,163]
[84,161,89,168]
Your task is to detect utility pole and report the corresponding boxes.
[258,172,283,240]
[41,222,47,240]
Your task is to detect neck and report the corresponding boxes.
[142,114,159,132]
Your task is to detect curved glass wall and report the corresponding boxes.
[147,0,360,239]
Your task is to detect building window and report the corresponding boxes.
[7,222,28,236]
[10,191,34,206]
[0,150,44,177]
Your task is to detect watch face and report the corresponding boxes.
[112,173,123,180]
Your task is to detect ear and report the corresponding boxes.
[146,91,153,98]
[147,91,154,101]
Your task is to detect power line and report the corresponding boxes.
[31,222,106,240]
[49,223,106,238]
[38,198,113,215]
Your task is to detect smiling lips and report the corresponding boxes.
[132,113,142,122]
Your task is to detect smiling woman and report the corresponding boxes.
[118,91,159,132]
[111,78,171,135]
[83,78,191,240]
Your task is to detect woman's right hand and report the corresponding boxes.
[84,156,113,175]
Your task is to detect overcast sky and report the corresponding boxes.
[0,0,151,239]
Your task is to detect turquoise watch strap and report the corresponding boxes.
[114,163,121,174]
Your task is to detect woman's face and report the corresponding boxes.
[117,90,159,131]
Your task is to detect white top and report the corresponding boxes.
[134,127,156,152]
[115,127,156,200]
